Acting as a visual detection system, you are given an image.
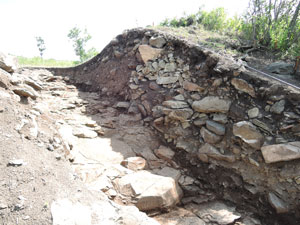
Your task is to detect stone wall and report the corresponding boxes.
[48,28,300,222]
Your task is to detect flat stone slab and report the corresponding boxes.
[192,96,231,113]
[261,142,300,163]
[117,170,182,211]
[233,121,264,150]
[186,201,241,225]
[138,45,162,64]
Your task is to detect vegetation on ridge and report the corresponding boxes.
[160,0,300,58]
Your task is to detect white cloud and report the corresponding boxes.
[0,0,248,60]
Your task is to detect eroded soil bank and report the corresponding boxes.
[2,28,300,225]
[48,28,300,224]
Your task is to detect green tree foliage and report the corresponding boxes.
[159,0,300,57]
[35,36,46,58]
[67,27,98,62]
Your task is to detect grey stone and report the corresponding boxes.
[173,94,185,101]
[187,201,241,224]
[206,120,225,135]
[212,113,228,124]
[261,142,300,163]
[270,100,285,114]
[149,36,166,48]
[164,62,176,72]
[192,96,231,113]
[268,193,288,214]
[154,167,181,182]
[200,127,222,144]
[116,101,130,109]
[233,121,264,149]
[162,100,189,109]
[163,108,193,122]
[156,76,178,85]
[248,107,259,118]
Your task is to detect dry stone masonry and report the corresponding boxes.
[28,28,300,224]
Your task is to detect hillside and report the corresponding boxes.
[1,28,300,225]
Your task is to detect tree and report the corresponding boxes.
[67,26,97,62]
[35,37,46,58]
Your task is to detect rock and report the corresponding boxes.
[186,201,241,224]
[265,61,294,74]
[116,101,130,109]
[268,193,288,214]
[149,36,166,48]
[154,167,181,182]
[154,145,175,163]
[121,157,147,171]
[206,120,225,135]
[192,96,231,113]
[0,68,11,89]
[248,107,259,118]
[156,76,178,85]
[138,45,162,64]
[164,62,176,72]
[193,114,208,127]
[25,79,43,91]
[117,170,182,211]
[270,100,285,114]
[8,159,25,166]
[162,100,189,109]
[149,82,160,90]
[261,142,300,163]
[198,143,235,163]
[231,78,255,97]
[72,127,98,138]
[212,113,228,124]
[183,81,204,92]
[200,127,222,144]
[233,121,264,149]
[163,108,194,122]
[0,51,17,73]
[13,85,39,99]
[155,208,206,225]
[0,201,8,210]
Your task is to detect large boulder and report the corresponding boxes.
[116,170,182,211]
[0,52,17,73]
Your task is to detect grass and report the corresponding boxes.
[152,25,240,55]
[17,56,78,67]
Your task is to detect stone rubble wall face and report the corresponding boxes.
[48,28,300,217]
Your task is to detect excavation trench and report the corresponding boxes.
[47,28,300,225]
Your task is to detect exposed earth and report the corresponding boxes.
[1,28,300,225]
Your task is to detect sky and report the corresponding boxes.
[0,0,249,60]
